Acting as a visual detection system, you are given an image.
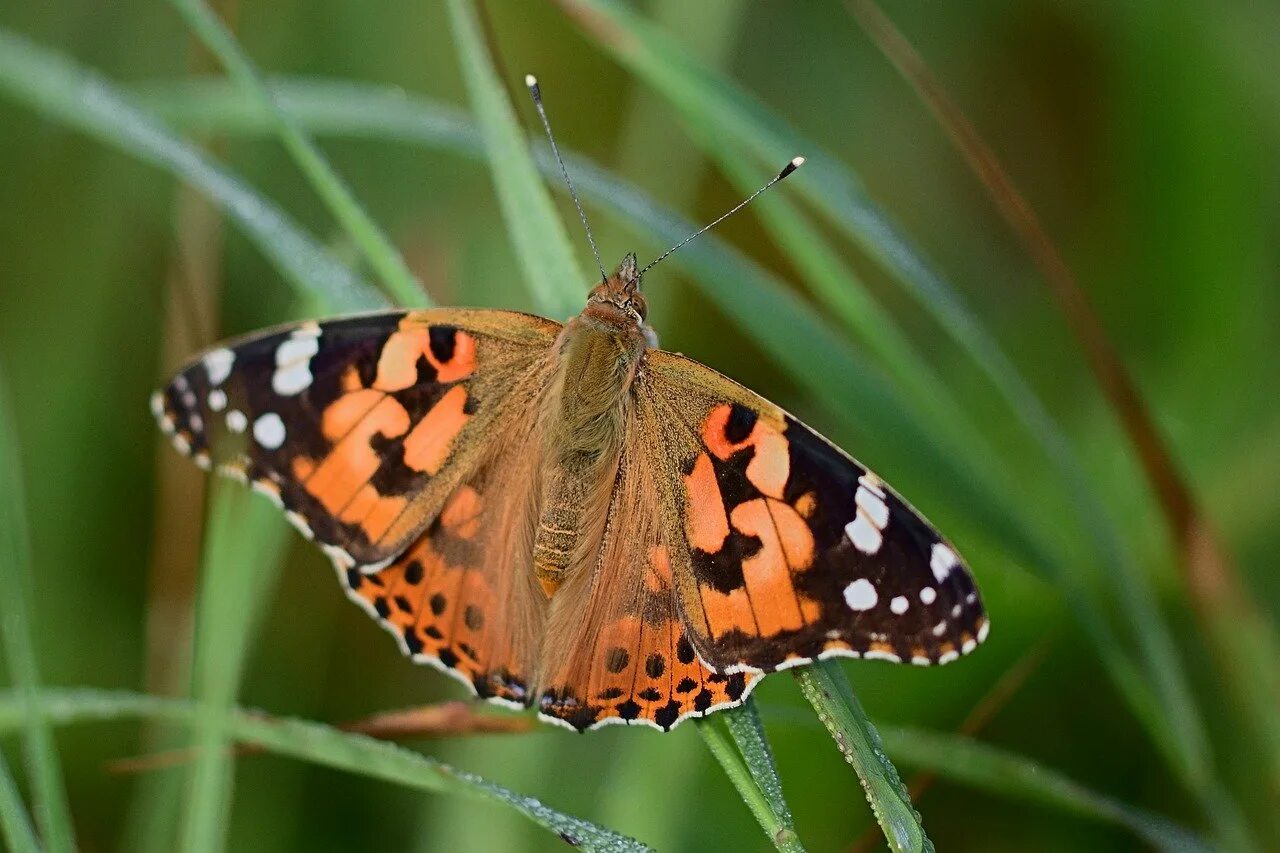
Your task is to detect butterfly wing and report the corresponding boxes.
[152,308,560,569]
[155,307,561,705]
[646,350,989,672]
[534,348,989,731]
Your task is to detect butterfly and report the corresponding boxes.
[152,242,989,731]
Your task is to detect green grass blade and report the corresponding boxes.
[166,0,426,308]
[0,753,41,853]
[0,28,385,314]
[794,662,931,853]
[696,712,804,853]
[557,0,1213,801]
[180,483,291,853]
[720,702,803,852]
[0,688,649,852]
[0,367,75,853]
[444,0,584,318]
[878,726,1212,852]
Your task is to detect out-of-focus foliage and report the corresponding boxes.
[0,0,1276,850]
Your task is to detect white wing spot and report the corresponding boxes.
[919,586,937,605]
[977,621,990,643]
[846,484,890,554]
[203,348,235,386]
[856,485,889,527]
[272,331,321,396]
[930,543,958,583]
[932,620,948,637]
[189,413,203,433]
[938,650,959,664]
[843,578,878,611]
[251,479,284,508]
[208,389,227,412]
[864,649,901,663]
[149,391,164,418]
[285,510,314,539]
[857,471,886,497]
[889,595,909,615]
[226,409,248,434]
[844,516,882,554]
[961,638,977,655]
[951,604,962,618]
[253,412,286,449]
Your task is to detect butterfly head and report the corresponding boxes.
[585,252,648,328]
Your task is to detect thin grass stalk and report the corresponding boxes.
[0,29,383,313]
[696,714,805,853]
[0,753,41,853]
[166,0,426,307]
[795,662,931,853]
[0,368,75,853]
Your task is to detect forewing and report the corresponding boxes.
[642,350,989,673]
[152,308,560,568]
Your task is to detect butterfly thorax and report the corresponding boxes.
[532,255,651,597]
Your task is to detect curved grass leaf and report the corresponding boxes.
[0,754,40,853]
[0,28,386,314]
[167,0,426,308]
[554,0,1212,806]
[0,688,649,852]
[445,0,584,317]
[696,710,804,853]
[794,663,931,853]
[0,367,75,853]
[878,726,1211,853]
[717,702,803,852]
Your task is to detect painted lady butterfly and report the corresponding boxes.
[152,82,987,731]
[152,252,988,731]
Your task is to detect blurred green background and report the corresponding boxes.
[1,1,1278,850]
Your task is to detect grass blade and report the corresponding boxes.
[0,28,385,314]
[795,662,930,853]
[445,0,584,317]
[720,702,803,852]
[179,482,291,853]
[0,688,649,852]
[166,0,426,307]
[0,752,41,853]
[878,726,1211,852]
[696,711,804,853]
[0,367,75,853]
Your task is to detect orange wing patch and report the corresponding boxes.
[538,543,759,731]
[345,481,530,706]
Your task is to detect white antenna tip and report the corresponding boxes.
[524,74,538,88]
[791,156,806,167]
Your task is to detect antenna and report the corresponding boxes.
[525,74,606,283]
[640,157,806,277]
